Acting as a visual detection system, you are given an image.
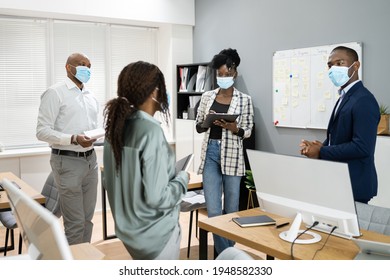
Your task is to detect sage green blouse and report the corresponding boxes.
[103,110,188,259]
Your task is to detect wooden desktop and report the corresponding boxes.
[198,207,390,260]
[0,172,46,211]
[0,172,106,260]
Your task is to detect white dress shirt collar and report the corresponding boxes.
[342,79,360,94]
[65,77,89,93]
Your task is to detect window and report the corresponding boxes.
[0,17,48,149]
[0,17,158,149]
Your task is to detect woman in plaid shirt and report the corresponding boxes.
[196,48,254,254]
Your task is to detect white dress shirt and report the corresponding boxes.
[36,77,99,151]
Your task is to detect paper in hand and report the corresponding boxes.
[84,128,105,139]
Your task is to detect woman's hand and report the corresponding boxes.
[214,119,239,134]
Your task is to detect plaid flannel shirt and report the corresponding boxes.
[196,88,254,176]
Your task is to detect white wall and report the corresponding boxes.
[371,136,390,208]
[194,0,390,156]
[0,0,195,26]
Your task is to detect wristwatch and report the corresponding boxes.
[71,135,78,145]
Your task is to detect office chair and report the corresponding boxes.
[215,247,254,260]
[40,172,61,218]
[180,190,206,258]
[2,171,62,256]
[355,202,390,235]
[0,211,22,256]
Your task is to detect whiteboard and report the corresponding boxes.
[272,42,362,129]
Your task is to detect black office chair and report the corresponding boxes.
[180,190,206,258]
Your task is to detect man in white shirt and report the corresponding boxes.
[36,53,99,245]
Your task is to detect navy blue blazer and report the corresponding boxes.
[320,81,380,201]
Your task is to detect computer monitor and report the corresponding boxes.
[247,149,360,244]
[2,178,73,260]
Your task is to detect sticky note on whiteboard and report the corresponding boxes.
[318,104,326,112]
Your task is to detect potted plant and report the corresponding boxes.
[244,170,257,209]
[244,170,255,190]
[377,104,390,135]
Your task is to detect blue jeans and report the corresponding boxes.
[203,139,242,254]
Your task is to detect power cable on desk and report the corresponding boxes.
[312,226,338,260]
[290,221,319,260]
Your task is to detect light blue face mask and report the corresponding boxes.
[217,77,234,89]
[328,62,356,87]
[70,65,91,84]
[166,91,171,107]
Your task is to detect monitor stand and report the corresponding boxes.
[279,213,321,244]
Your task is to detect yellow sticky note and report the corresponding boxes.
[318,104,326,112]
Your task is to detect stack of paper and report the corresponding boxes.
[84,128,105,139]
[182,193,205,204]
[180,190,206,212]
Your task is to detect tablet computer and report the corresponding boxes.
[175,154,194,174]
[201,113,239,128]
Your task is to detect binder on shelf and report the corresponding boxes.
[179,67,189,92]
[203,66,213,91]
[196,65,207,92]
[186,73,197,92]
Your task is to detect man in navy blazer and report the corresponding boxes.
[300,46,380,203]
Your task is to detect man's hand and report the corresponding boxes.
[300,139,322,159]
[76,135,96,148]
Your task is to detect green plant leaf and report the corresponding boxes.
[379,104,389,115]
[244,170,255,189]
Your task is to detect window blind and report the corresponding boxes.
[0,17,158,149]
[110,25,158,99]
[0,18,48,148]
[52,20,107,129]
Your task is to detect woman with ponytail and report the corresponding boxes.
[103,61,188,260]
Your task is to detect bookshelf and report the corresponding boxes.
[176,62,216,119]
[175,62,215,172]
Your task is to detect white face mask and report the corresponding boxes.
[217,76,234,89]
[328,62,356,87]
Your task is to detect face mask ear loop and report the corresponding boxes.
[348,62,357,79]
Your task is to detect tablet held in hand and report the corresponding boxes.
[201,113,239,128]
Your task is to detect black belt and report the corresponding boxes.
[52,148,94,158]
